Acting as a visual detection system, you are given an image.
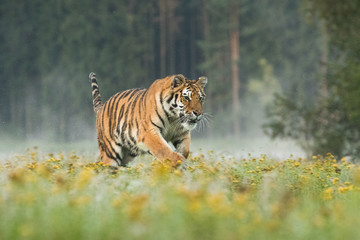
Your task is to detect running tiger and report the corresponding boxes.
[89,73,208,167]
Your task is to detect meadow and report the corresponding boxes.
[0,147,360,240]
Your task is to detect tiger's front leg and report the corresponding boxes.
[143,133,185,167]
[173,132,191,159]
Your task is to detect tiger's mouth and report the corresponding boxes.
[178,113,202,125]
[187,115,203,125]
[189,119,198,124]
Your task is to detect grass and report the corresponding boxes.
[0,147,360,240]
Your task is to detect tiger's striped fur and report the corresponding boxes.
[89,73,207,167]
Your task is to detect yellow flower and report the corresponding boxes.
[112,197,124,208]
[188,200,202,213]
[206,193,230,215]
[126,194,149,220]
[234,193,248,206]
[69,196,91,207]
[338,185,353,193]
[353,168,360,185]
[36,164,52,178]
[322,187,333,200]
[75,169,94,189]
[174,169,183,176]
[332,177,339,185]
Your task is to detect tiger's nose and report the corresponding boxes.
[193,111,202,117]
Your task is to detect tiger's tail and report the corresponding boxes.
[89,72,102,113]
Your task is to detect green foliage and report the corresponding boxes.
[0,0,157,141]
[0,0,326,140]
[265,0,360,159]
[199,0,320,136]
[264,93,347,158]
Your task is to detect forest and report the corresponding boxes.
[1,0,360,158]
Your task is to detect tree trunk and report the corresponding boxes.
[24,83,35,139]
[229,6,241,137]
[167,0,176,74]
[319,21,328,98]
[159,0,167,76]
[201,0,213,137]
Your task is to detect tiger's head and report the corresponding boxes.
[164,74,207,130]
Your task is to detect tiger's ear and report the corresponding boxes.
[171,74,186,89]
[197,76,208,88]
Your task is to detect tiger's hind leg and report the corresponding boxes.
[99,149,120,167]
[98,141,124,168]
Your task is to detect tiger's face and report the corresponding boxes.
[165,75,207,130]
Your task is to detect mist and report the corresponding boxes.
[0,0,322,160]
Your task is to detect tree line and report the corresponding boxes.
[3,0,358,159]
[264,0,360,159]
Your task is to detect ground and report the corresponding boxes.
[0,146,359,240]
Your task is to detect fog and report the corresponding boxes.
[0,0,322,160]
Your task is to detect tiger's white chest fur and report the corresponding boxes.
[162,124,184,142]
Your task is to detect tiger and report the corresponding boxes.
[89,72,207,168]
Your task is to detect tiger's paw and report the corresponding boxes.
[170,153,185,168]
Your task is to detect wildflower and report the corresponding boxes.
[353,168,360,186]
[206,193,230,215]
[174,170,182,176]
[188,200,202,213]
[36,164,52,178]
[112,197,124,208]
[322,187,333,200]
[126,194,149,221]
[75,169,94,189]
[8,168,26,184]
[58,152,65,160]
[69,196,91,207]
[325,187,333,193]
[332,177,339,185]
[234,193,248,205]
